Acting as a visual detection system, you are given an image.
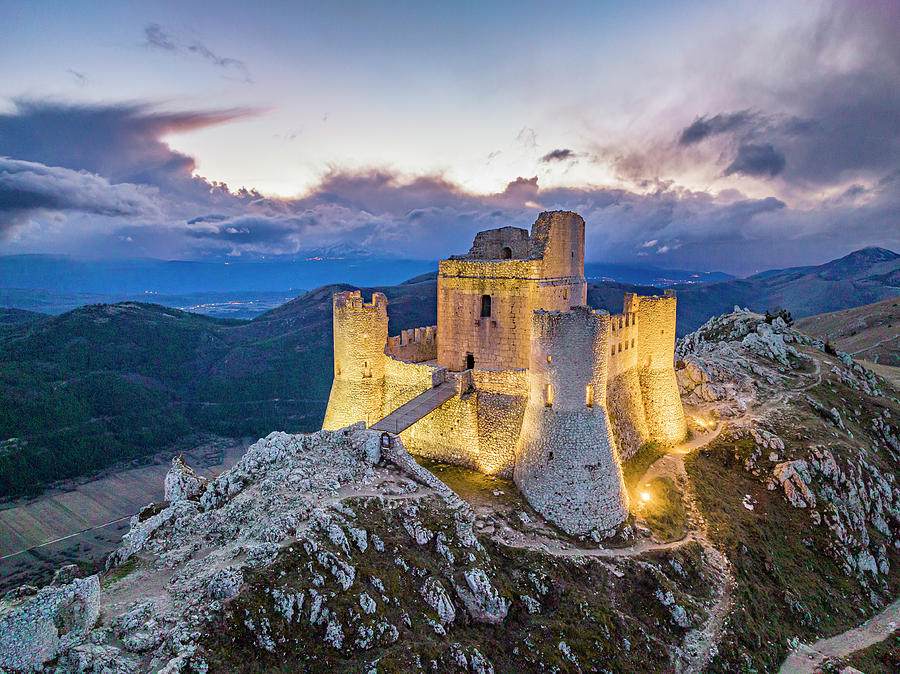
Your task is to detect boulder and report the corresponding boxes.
[0,575,100,671]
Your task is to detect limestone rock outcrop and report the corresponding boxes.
[0,574,100,671]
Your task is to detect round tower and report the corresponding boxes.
[635,291,687,443]
[514,306,629,535]
[322,290,389,430]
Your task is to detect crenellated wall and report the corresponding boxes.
[386,325,437,363]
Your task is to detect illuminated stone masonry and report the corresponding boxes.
[323,211,686,535]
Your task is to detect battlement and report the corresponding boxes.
[333,290,388,310]
[387,325,437,363]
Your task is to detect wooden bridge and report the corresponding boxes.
[370,380,457,434]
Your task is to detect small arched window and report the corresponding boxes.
[481,294,491,317]
[586,385,594,408]
[563,288,568,300]
[500,246,512,259]
[363,360,371,378]
[544,383,553,407]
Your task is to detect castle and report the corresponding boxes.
[323,211,686,535]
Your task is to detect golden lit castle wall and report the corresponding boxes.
[322,291,389,430]
[633,291,687,443]
[436,259,542,371]
[400,391,482,470]
[605,308,650,458]
[436,211,588,373]
[386,325,437,363]
[382,356,440,420]
[514,307,629,535]
[472,369,529,477]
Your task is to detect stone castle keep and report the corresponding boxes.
[323,211,687,535]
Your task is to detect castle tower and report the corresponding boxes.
[633,290,687,443]
[322,290,389,431]
[436,211,587,372]
[514,307,629,535]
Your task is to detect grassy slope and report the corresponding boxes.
[686,350,900,672]
[796,296,900,366]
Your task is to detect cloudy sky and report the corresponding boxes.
[0,0,898,274]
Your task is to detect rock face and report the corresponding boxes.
[0,575,100,670]
[163,454,208,502]
[677,308,900,585]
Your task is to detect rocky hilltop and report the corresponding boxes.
[3,309,900,672]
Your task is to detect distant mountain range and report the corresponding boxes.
[0,246,897,498]
[667,246,900,334]
[0,255,732,316]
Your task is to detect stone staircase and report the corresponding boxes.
[370,380,458,434]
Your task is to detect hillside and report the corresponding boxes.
[670,247,900,334]
[795,297,900,366]
[0,277,438,499]
[3,309,900,672]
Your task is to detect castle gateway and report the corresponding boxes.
[323,211,686,535]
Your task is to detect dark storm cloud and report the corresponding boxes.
[678,111,756,145]
[0,157,158,233]
[144,24,253,83]
[1,87,897,274]
[0,100,257,200]
[672,4,900,186]
[540,149,576,163]
[724,144,786,178]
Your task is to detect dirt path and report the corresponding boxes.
[778,597,900,673]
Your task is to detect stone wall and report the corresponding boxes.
[529,211,585,280]
[456,226,531,260]
[436,212,588,373]
[606,370,650,460]
[514,307,629,535]
[383,356,441,418]
[401,390,483,471]
[633,291,687,443]
[473,369,529,477]
[605,307,649,458]
[436,259,542,372]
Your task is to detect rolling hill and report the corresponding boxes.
[669,247,900,334]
